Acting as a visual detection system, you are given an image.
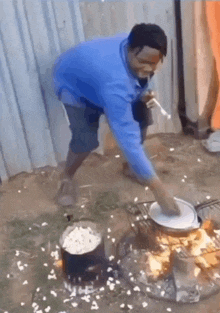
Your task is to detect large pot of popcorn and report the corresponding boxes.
[59,219,108,293]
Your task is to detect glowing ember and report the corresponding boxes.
[143,220,220,280]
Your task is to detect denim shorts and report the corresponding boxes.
[64,99,153,153]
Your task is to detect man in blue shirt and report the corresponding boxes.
[52,23,180,216]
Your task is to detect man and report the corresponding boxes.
[52,23,180,216]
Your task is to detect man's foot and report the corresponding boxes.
[122,162,146,186]
[56,178,79,207]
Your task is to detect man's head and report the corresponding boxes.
[127,23,167,79]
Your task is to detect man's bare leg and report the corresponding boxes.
[57,148,91,206]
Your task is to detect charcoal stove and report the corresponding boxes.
[117,199,220,303]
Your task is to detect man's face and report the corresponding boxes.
[127,45,163,79]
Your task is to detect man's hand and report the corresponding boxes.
[147,177,181,216]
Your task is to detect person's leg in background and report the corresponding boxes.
[56,104,102,206]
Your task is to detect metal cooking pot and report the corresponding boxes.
[147,198,202,236]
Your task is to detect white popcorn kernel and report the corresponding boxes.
[161,290,165,296]
[131,223,135,227]
[109,255,115,261]
[143,215,148,219]
[41,222,48,226]
[81,205,85,208]
[36,287,40,292]
[21,302,25,306]
[50,269,55,274]
[108,277,114,281]
[91,300,99,310]
[127,290,131,295]
[116,280,121,284]
[7,274,10,278]
[169,148,174,151]
[111,215,114,218]
[146,287,151,292]
[107,267,113,272]
[206,195,211,199]
[127,304,133,310]
[43,263,48,267]
[167,309,172,312]
[120,303,125,308]
[56,245,59,249]
[22,280,28,285]
[48,274,57,280]
[107,235,110,239]
[181,179,185,183]
[134,197,138,202]
[41,247,45,252]
[24,264,28,267]
[142,302,148,308]
[18,190,21,193]
[130,277,134,282]
[107,228,111,233]
[96,295,101,300]
[197,158,201,162]
[157,285,161,289]
[32,302,38,308]
[128,272,133,276]
[50,290,57,297]
[145,187,149,191]
[133,286,140,291]
[43,296,47,301]
[117,260,121,264]
[45,306,51,312]
[109,283,115,290]
[71,302,78,308]
[15,250,20,256]
[63,299,71,303]
[99,287,105,291]
[115,155,120,158]
[29,227,32,230]
[136,216,140,221]
[184,175,187,178]
[111,238,115,243]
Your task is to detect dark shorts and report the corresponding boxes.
[64,100,153,153]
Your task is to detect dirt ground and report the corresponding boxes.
[1,132,220,313]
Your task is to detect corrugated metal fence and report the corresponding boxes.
[0,0,181,181]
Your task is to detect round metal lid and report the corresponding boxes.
[148,198,199,230]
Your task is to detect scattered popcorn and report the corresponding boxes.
[48,274,57,280]
[18,190,21,193]
[116,280,121,284]
[45,306,51,312]
[41,247,45,252]
[36,310,43,313]
[17,261,24,271]
[197,158,201,162]
[167,309,172,312]
[181,179,185,183]
[36,287,40,292]
[63,299,71,303]
[71,302,78,308]
[142,302,148,308]
[15,250,20,256]
[81,295,91,303]
[99,287,105,291]
[7,274,10,278]
[143,215,148,219]
[107,235,110,239]
[115,155,120,158]
[21,302,25,306]
[24,264,28,267]
[44,263,48,267]
[129,272,133,276]
[110,215,114,218]
[81,204,85,208]
[184,175,187,178]
[50,290,57,297]
[96,295,101,299]
[50,251,59,260]
[29,227,32,230]
[32,303,38,307]
[108,277,114,281]
[109,283,115,290]
[111,238,115,243]
[91,300,99,310]
[109,255,114,261]
[63,226,101,255]
[157,285,161,289]
[127,304,133,310]
[134,197,138,202]
[120,303,125,308]
[107,267,113,272]
[161,290,165,296]
[130,277,134,282]
[22,280,28,285]
[169,148,174,151]
[107,228,111,233]
[133,286,140,291]
[143,203,147,207]
[117,260,121,264]
[206,195,211,199]
[50,269,55,274]
[43,296,47,301]
[145,187,149,191]
[56,245,59,249]
[127,290,131,295]
[146,287,151,292]
[136,216,140,221]
[41,222,48,226]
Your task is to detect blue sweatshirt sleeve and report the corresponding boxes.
[100,81,157,181]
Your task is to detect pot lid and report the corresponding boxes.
[148,198,199,230]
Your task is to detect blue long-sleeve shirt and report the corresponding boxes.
[52,33,157,181]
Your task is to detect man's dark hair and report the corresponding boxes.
[127,23,167,57]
